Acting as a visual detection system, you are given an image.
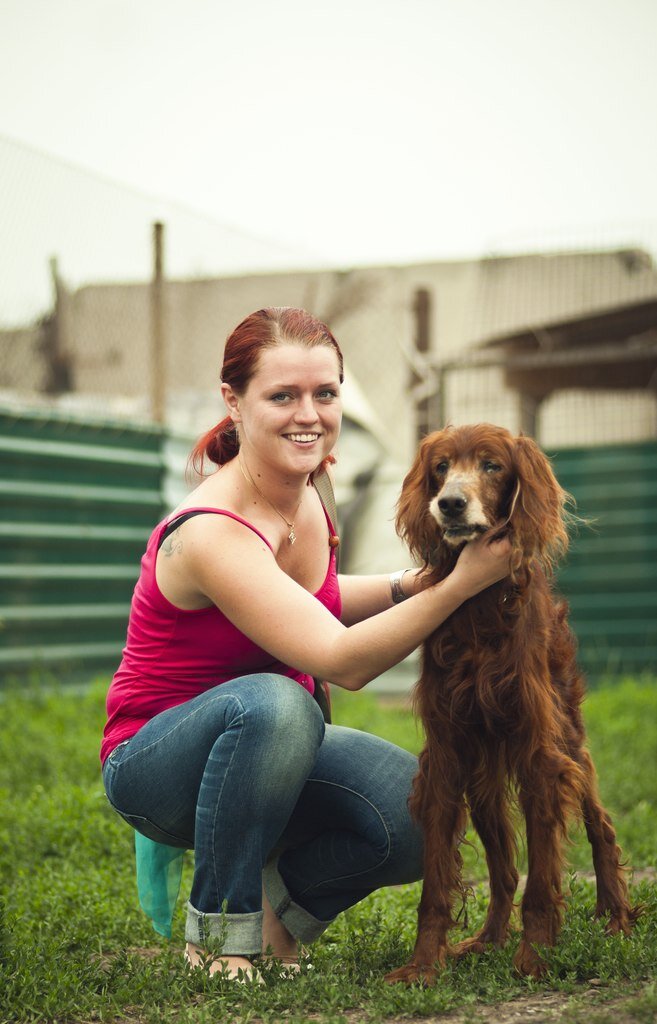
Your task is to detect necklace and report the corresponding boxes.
[238,454,303,545]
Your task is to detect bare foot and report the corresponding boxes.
[261,886,299,961]
[184,942,263,984]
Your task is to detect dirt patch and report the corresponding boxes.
[94,945,165,972]
[339,982,651,1024]
[435,985,640,1023]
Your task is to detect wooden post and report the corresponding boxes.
[151,222,165,424]
[412,288,433,440]
[44,256,73,393]
[519,393,539,438]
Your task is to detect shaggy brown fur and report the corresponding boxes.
[385,424,639,985]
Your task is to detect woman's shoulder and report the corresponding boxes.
[168,504,275,552]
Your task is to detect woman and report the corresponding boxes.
[101,307,511,982]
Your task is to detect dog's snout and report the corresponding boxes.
[438,494,467,518]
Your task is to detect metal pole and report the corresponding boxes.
[151,221,165,424]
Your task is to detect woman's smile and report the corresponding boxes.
[284,432,321,444]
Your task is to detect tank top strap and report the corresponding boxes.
[158,507,274,552]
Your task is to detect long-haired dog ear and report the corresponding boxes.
[511,435,570,574]
[396,433,443,566]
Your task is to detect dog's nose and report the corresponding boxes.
[438,494,467,518]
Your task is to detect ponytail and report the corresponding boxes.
[189,416,239,477]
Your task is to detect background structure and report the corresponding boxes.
[1,202,656,689]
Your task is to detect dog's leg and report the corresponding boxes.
[577,747,640,935]
[385,755,467,986]
[514,749,583,978]
[451,784,518,958]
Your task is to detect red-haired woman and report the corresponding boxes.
[101,307,510,982]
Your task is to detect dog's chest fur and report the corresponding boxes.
[420,574,554,737]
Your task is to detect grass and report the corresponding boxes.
[0,675,656,1023]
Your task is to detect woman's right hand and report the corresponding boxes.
[449,529,512,599]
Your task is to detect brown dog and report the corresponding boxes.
[385,424,638,985]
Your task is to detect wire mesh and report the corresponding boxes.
[2,135,657,454]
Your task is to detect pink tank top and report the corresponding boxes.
[100,506,341,763]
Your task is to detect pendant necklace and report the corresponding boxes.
[238,453,303,545]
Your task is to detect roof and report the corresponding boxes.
[476,298,657,399]
[468,249,657,348]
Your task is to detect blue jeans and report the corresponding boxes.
[102,673,423,956]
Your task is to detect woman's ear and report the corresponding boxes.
[220,383,241,424]
[511,435,569,572]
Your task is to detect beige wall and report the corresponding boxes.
[0,327,46,392]
[66,261,479,461]
[3,248,656,459]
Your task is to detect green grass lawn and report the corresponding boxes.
[0,676,656,1023]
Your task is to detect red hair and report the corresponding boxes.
[190,307,344,475]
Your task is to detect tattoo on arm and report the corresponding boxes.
[161,530,183,557]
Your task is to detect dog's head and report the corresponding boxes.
[396,424,571,576]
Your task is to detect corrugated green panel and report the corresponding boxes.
[0,406,165,682]
[552,440,657,683]
[0,642,127,670]
[0,479,162,527]
[0,569,137,607]
[0,407,162,450]
[0,524,150,567]
[550,443,657,477]
[0,436,162,490]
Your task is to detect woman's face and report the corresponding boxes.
[222,343,343,476]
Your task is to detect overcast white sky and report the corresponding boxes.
[1,0,657,321]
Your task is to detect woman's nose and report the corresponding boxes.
[294,396,319,422]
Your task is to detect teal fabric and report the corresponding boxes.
[134,833,185,938]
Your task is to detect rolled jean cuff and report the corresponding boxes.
[185,902,264,955]
[263,857,335,944]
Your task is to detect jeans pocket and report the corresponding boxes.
[106,740,130,766]
[102,750,191,848]
[116,810,191,849]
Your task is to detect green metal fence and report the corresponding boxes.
[553,441,657,682]
[0,407,164,682]
[0,405,655,685]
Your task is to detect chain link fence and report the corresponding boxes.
[2,134,657,460]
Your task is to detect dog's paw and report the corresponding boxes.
[451,927,509,959]
[450,937,489,959]
[602,904,642,937]
[512,940,548,979]
[384,962,442,986]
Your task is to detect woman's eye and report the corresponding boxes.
[270,392,291,403]
[317,389,339,401]
[483,460,501,473]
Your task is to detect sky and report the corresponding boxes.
[1,0,657,323]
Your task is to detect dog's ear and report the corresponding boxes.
[511,435,570,573]
[396,433,444,566]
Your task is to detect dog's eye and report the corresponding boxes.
[435,460,449,475]
[483,460,501,473]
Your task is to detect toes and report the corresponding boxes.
[183,948,264,985]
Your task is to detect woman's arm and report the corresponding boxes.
[338,569,424,625]
[184,515,511,691]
